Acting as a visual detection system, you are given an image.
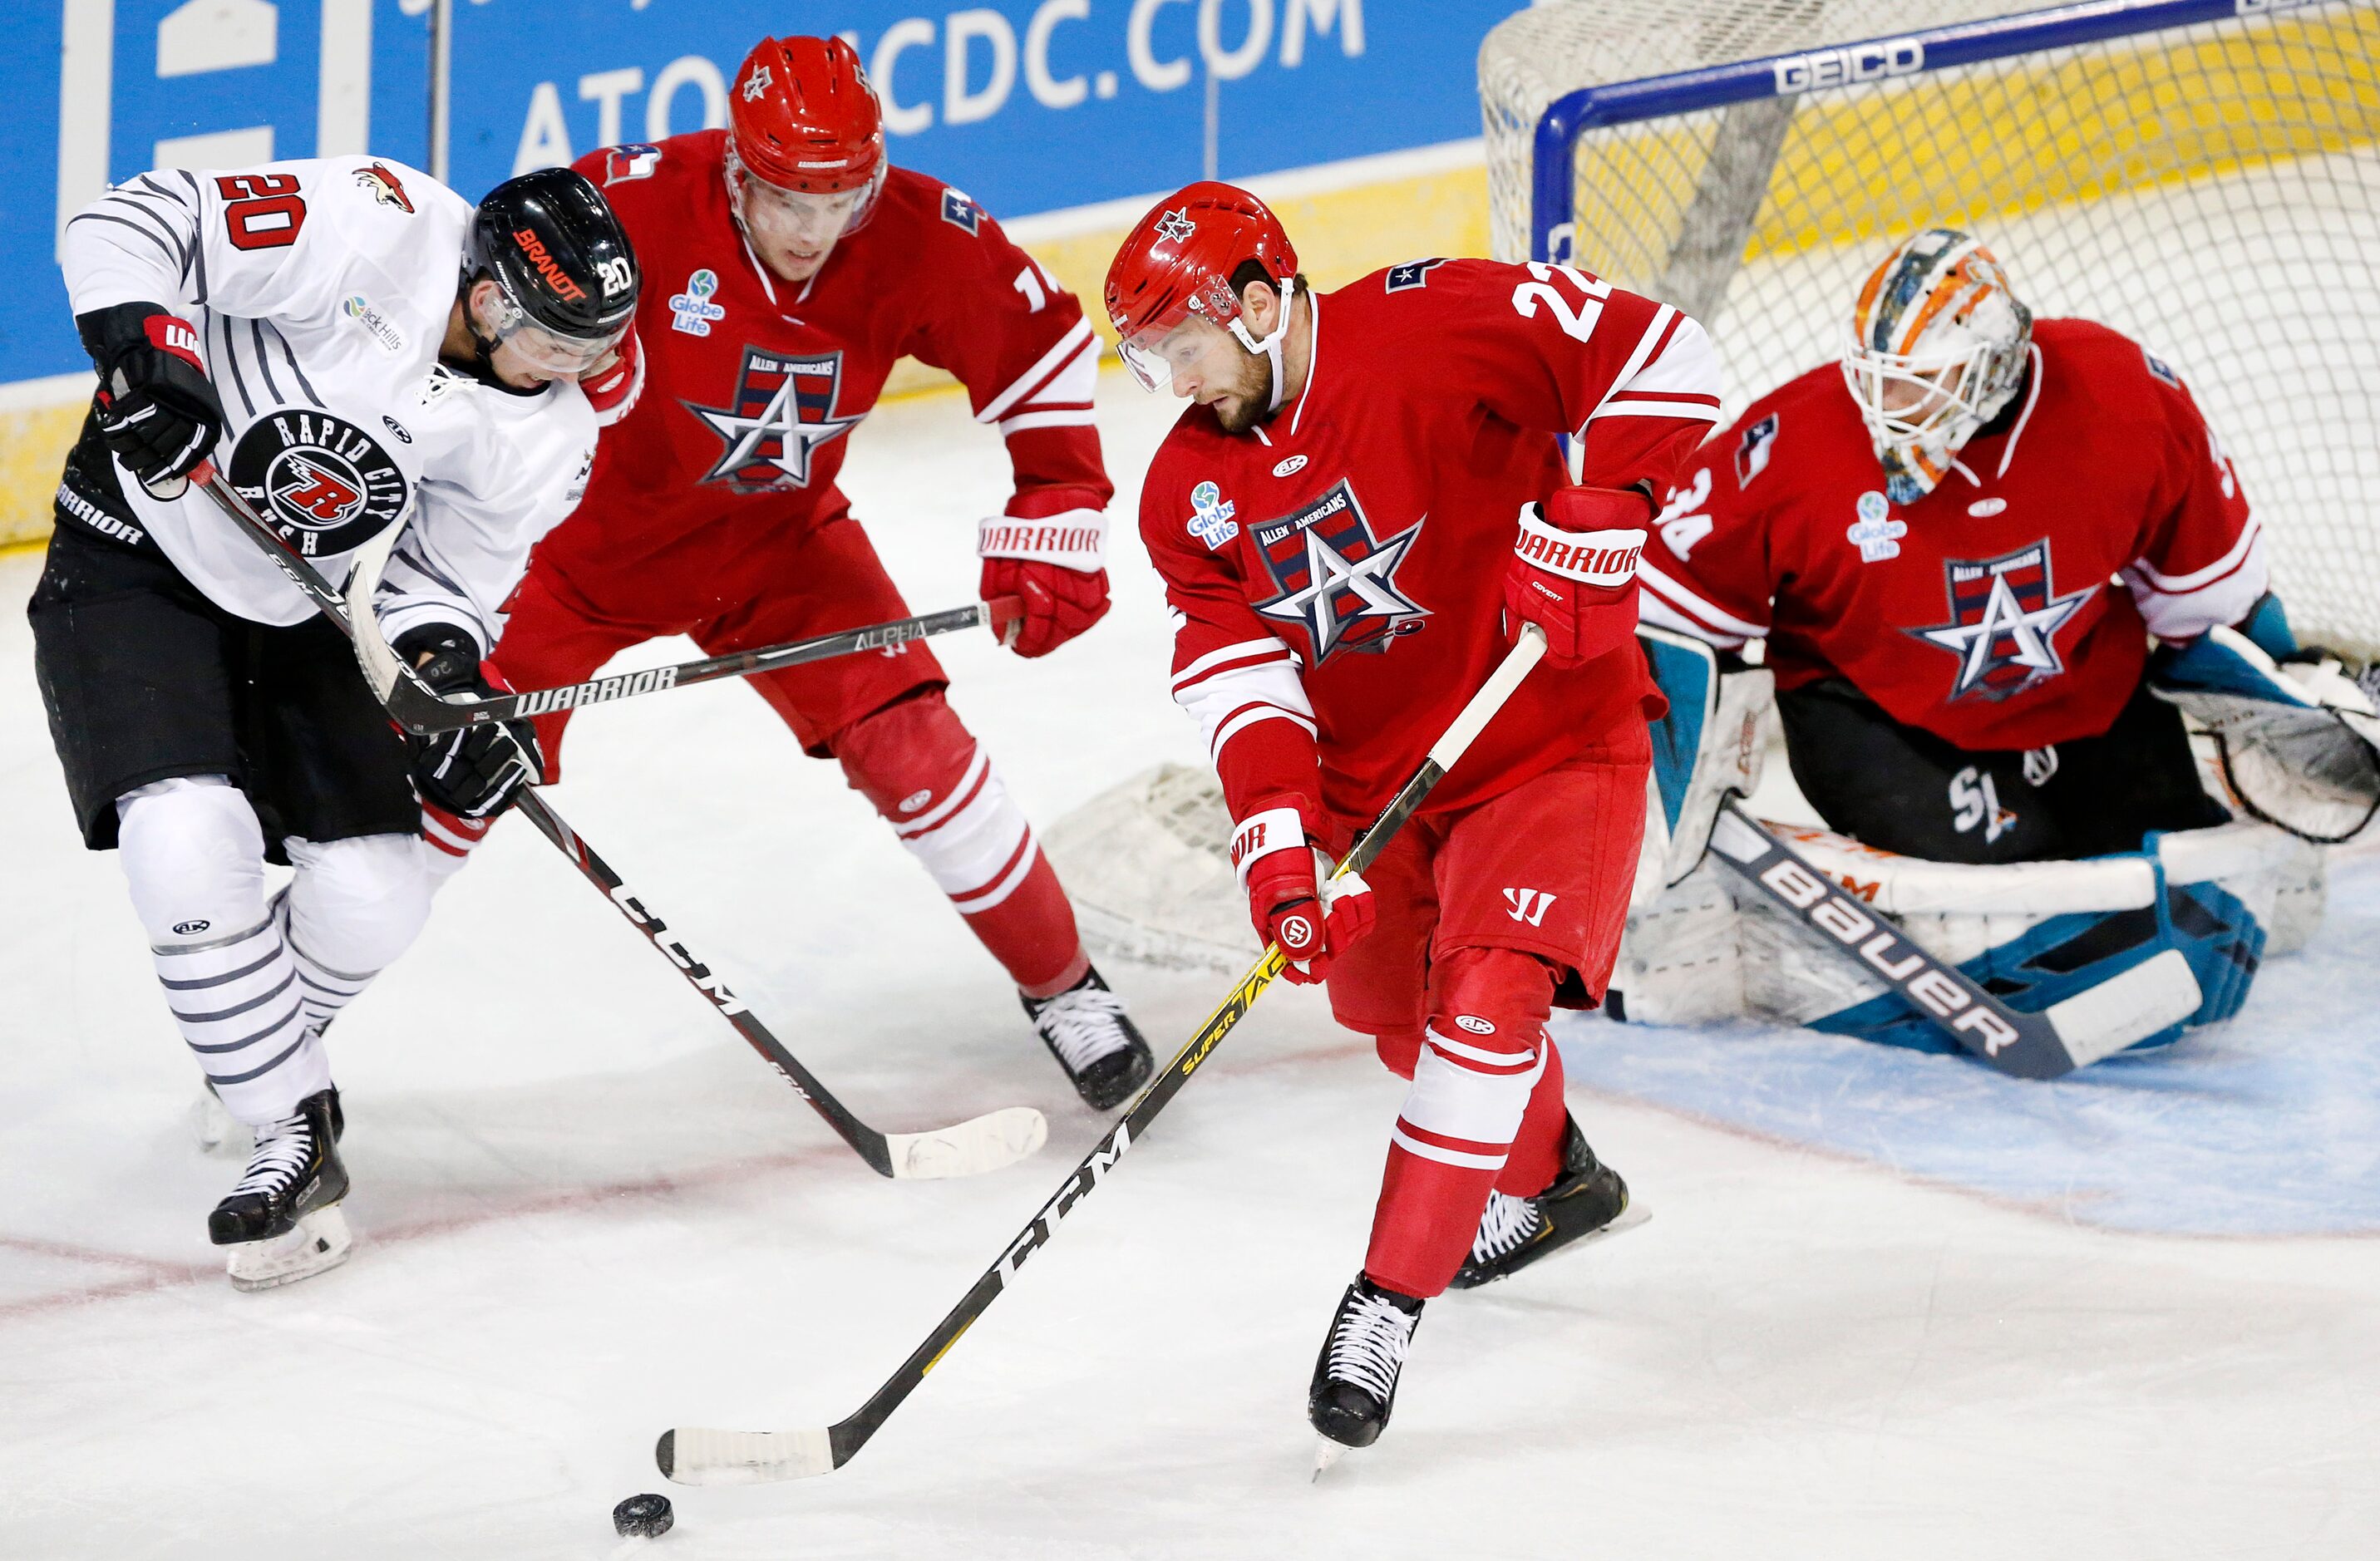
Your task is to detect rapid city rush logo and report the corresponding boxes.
[684,345,862,491]
[1908,539,2097,701]
[227,411,408,556]
[1250,480,1428,662]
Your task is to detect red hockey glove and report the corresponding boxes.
[978,559,1109,657]
[579,326,644,425]
[1503,487,1652,671]
[1232,805,1376,985]
[978,506,1111,657]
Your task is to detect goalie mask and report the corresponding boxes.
[1841,229,2033,504]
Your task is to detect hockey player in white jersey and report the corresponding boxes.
[34,158,641,1288]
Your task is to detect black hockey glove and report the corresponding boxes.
[77,302,225,488]
[394,627,544,820]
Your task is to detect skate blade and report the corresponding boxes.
[226,1205,353,1292]
[1312,1437,1353,1481]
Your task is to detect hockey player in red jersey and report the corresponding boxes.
[448,36,1152,1109]
[1107,184,1721,1457]
[1638,229,2266,862]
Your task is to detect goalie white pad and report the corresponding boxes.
[1042,764,1245,973]
[1614,817,2323,1056]
[2151,625,2380,844]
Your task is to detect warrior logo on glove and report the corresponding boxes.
[1251,480,1430,662]
[227,411,409,556]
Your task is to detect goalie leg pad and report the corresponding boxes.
[835,692,1085,995]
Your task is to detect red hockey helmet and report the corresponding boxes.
[727,36,887,233]
[1105,181,1299,397]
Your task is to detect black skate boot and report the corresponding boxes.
[1450,1113,1638,1290]
[1308,1273,1425,1471]
[1022,966,1153,1110]
[209,1086,345,1243]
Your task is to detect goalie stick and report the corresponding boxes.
[367,598,1025,736]
[1631,626,2198,1077]
[1706,800,2200,1079]
[653,625,1549,1487]
[188,464,1047,1182]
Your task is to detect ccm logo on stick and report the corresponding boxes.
[1758,858,2021,1056]
[1774,39,1924,92]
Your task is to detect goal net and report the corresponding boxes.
[1481,0,2380,660]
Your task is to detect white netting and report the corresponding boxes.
[1481,0,2380,659]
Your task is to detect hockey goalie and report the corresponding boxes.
[1617,227,2373,1056]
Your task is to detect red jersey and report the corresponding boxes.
[1637,318,2264,751]
[1141,259,1721,829]
[541,132,1108,615]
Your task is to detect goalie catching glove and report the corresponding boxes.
[1504,488,1651,670]
[978,505,1111,657]
[1231,805,1374,983]
[394,626,544,820]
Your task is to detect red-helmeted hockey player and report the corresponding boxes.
[1637,228,2270,863]
[1106,184,1720,1458]
[441,36,1152,1108]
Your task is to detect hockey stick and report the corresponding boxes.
[367,598,1025,736]
[189,464,1047,1181]
[654,625,1549,1486]
[1705,800,2201,1078]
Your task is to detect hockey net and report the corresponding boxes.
[1481,0,2380,661]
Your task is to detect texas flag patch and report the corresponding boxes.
[605,145,663,185]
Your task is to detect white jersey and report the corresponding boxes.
[60,156,597,653]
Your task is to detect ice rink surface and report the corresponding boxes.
[3,374,2377,1559]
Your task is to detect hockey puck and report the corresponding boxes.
[613,1493,674,1539]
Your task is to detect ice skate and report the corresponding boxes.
[1450,1114,1643,1290]
[1308,1274,1424,1469]
[210,1088,352,1290]
[1022,966,1153,1110]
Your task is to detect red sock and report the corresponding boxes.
[1362,947,1557,1298]
[836,693,1086,993]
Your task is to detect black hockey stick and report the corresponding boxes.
[373,598,1025,736]
[654,625,1549,1486]
[190,464,1047,1181]
[1705,800,2201,1078]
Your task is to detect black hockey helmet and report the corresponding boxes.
[465,167,639,361]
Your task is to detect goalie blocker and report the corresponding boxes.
[1614,628,2324,1065]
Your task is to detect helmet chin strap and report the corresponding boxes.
[1228,275,1300,413]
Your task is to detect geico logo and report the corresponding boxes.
[1773,39,1924,93]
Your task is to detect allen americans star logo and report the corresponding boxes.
[1155,208,1198,244]
[683,345,862,491]
[1249,479,1429,662]
[1908,539,2097,701]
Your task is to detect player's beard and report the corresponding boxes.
[1208,351,1275,436]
